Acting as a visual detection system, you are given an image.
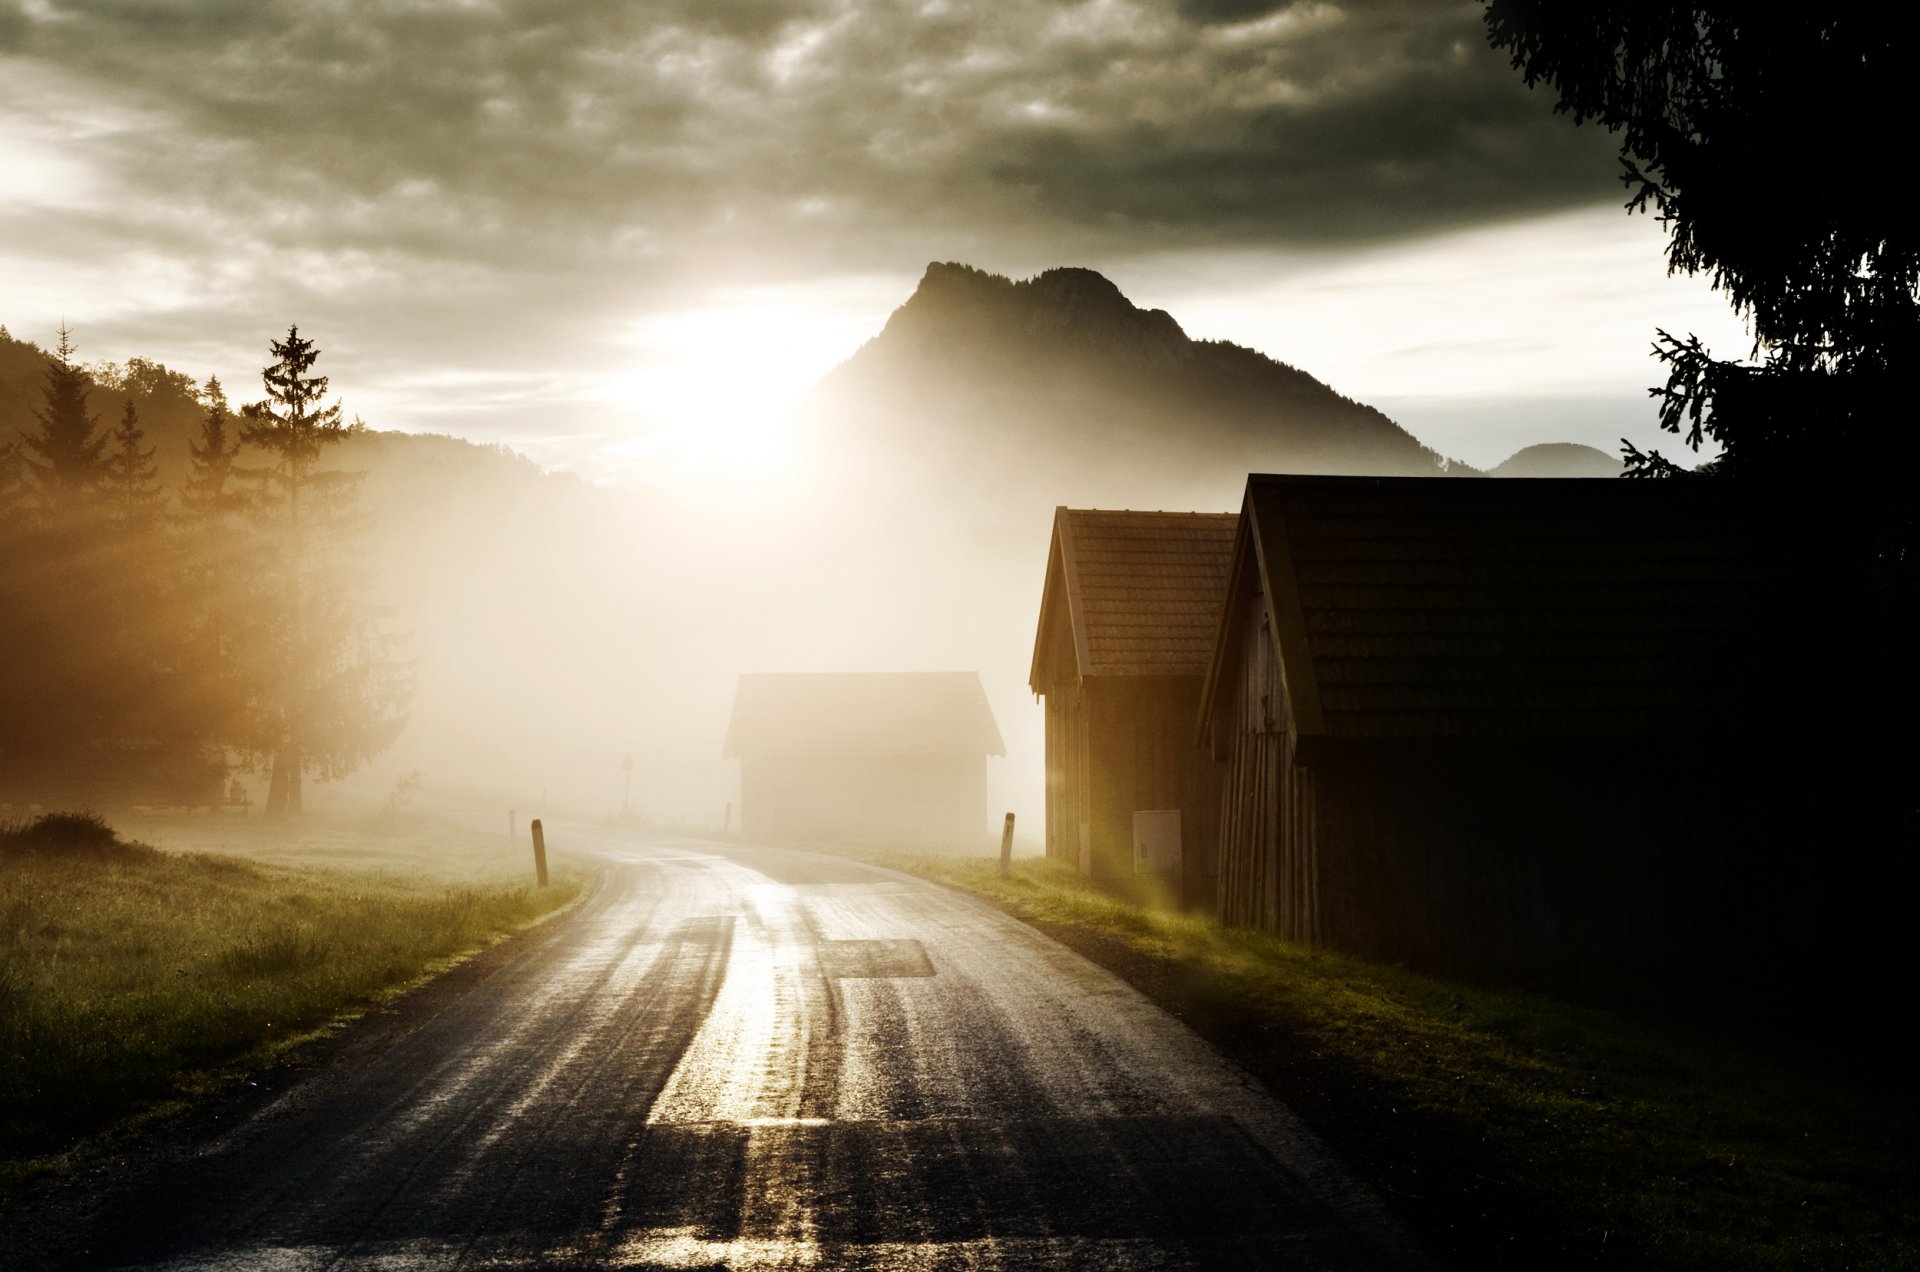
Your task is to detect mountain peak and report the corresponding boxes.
[889,262,1188,367]
[1026,266,1128,307]
[812,262,1468,484]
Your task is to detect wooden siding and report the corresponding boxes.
[1082,679,1222,898]
[1040,675,1223,904]
[1032,506,1237,906]
[1213,566,1796,978]
[1215,597,1319,941]
[1043,680,1092,869]
[1301,745,1784,978]
[1203,475,1830,985]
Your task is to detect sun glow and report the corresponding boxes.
[592,282,894,491]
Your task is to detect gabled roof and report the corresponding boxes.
[1199,475,1771,743]
[1030,508,1239,691]
[724,672,1006,758]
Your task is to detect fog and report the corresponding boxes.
[353,390,1250,843]
[1,263,1485,842]
[339,265,1476,841]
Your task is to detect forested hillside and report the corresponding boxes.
[0,326,638,813]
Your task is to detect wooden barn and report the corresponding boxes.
[724,672,1005,845]
[1030,508,1238,905]
[1198,475,1800,983]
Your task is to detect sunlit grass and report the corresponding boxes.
[0,812,582,1189]
[853,851,1918,1271]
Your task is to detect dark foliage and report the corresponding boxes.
[17,326,107,499]
[0,325,407,813]
[1483,7,1919,491]
[181,376,243,517]
[106,398,159,524]
[0,812,155,863]
[1486,4,1917,838]
[2,329,221,808]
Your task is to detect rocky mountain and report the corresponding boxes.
[797,263,1474,514]
[1490,442,1624,478]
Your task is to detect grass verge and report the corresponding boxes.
[0,811,582,1191]
[851,851,1917,1271]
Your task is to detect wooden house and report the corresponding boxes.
[1030,508,1238,905]
[724,672,1005,845]
[1198,475,1798,982]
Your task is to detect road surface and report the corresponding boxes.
[57,828,1425,1270]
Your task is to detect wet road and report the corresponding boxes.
[68,829,1425,1270]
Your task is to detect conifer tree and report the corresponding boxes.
[105,398,159,523]
[183,376,243,516]
[21,324,107,501]
[240,326,407,815]
[1485,3,1916,838]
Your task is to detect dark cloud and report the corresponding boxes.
[1173,0,1298,26]
[979,46,1620,243]
[4,0,1619,272]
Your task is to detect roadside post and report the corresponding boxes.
[530,818,550,888]
[999,812,1015,877]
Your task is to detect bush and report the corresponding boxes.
[0,812,156,863]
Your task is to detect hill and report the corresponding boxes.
[1490,442,1623,478]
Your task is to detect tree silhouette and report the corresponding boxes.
[1,330,227,807]
[1485,5,1915,834]
[1483,10,1916,477]
[240,326,407,815]
[183,376,244,516]
[105,398,159,523]
[20,324,107,500]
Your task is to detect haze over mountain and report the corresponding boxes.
[694,263,1484,827]
[5,266,1587,829]
[1490,442,1624,479]
[801,263,1472,512]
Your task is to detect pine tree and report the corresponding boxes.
[183,376,244,516]
[240,326,407,815]
[1482,8,1917,506]
[21,324,108,501]
[105,398,159,523]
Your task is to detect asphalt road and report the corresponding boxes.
[57,828,1426,1270]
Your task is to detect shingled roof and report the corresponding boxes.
[1201,475,1771,742]
[1030,508,1239,690]
[725,673,1006,758]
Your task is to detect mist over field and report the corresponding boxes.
[0,0,1758,841]
[7,263,1530,834]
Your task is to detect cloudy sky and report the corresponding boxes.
[0,0,1749,477]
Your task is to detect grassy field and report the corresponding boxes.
[851,851,1917,1271]
[0,810,582,1189]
